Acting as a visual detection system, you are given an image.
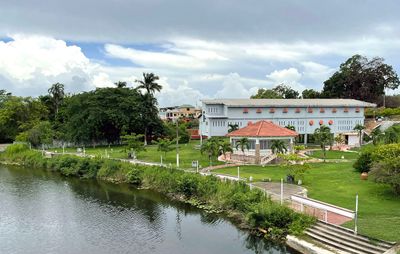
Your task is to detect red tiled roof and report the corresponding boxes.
[226,120,298,137]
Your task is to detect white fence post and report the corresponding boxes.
[355,194,359,235]
[280,179,283,205]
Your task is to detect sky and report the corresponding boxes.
[0,0,400,107]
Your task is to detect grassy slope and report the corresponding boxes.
[214,162,400,242]
[61,140,221,169]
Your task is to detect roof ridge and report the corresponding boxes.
[256,121,264,136]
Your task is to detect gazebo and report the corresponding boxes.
[226,120,298,164]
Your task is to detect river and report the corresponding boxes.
[0,165,297,254]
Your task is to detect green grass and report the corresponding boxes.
[214,162,400,242]
[58,140,222,169]
[308,150,359,160]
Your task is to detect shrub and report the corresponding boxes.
[5,143,29,156]
[370,159,400,195]
[126,167,144,185]
[353,149,373,173]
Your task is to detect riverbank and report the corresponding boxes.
[0,144,315,241]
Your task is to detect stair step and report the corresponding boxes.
[311,225,388,252]
[306,228,383,254]
[306,231,373,254]
[316,222,394,249]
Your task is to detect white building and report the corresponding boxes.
[199,99,376,145]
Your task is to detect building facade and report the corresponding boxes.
[199,99,376,144]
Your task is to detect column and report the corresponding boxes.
[255,138,261,164]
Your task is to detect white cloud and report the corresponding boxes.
[301,61,336,83]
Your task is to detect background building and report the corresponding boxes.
[159,104,201,122]
[199,99,376,145]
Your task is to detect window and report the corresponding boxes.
[269,108,275,113]
[243,108,249,113]
[308,108,313,113]
[332,108,337,113]
[256,108,262,113]
[295,108,301,113]
[283,108,288,113]
[344,107,349,113]
[320,108,325,113]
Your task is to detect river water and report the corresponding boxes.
[0,165,297,254]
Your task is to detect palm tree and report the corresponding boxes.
[135,73,162,94]
[201,139,219,166]
[218,141,233,159]
[314,125,333,162]
[48,83,65,115]
[285,125,296,131]
[235,137,250,155]
[228,123,239,133]
[371,128,383,145]
[270,140,287,154]
[135,73,162,145]
[114,81,127,88]
[353,124,365,147]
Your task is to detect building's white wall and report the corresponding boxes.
[348,135,360,147]
[201,103,366,137]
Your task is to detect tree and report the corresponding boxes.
[16,121,54,148]
[302,89,321,99]
[251,84,299,99]
[201,138,219,165]
[228,123,239,133]
[135,73,162,95]
[120,133,146,158]
[48,83,65,115]
[270,140,287,154]
[114,81,127,88]
[383,128,399,144]
[135,73,162,145]
[218,141,233,159]
[322,55,400,103]
[235,137,250,155]
[285,125,295,131]
[334,134,344,148]
[314,125,333,162]
[156,138,175,157]
[371,128,383,145]
[353,124,365,147]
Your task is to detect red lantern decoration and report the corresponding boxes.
[269,108,275,113]
[328,120,333,125]
[283,108,288,113]
[243,108,249,113]
[309,120,314,126]
[319,120,324,125]
[295,108,301,113]
[256,108,262,113]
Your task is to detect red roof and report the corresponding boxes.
[227,120,298,137]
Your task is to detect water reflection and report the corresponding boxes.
[0,166,297,254]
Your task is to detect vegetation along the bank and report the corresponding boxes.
[1,144,315,240]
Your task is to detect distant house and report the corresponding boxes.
[200,99,376,145]
[159,104,201,122]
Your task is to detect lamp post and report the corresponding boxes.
[176,120,180,168]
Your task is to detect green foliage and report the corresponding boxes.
[16,121,54,147]
[370,159,400,195]
[201,137,221,165]
[5,143,29,156]
[270,140,287,154]
[228,123,239,133]
[163,121,190,144]
[314,125,333,161]
[251,84,299,99]
[235,137,250,154]
[322,55,400,103]
[353,149,373,173]
[120,133,146,156]
[156,138,175,156]
[365,107,400,117]
[302,89,322,99]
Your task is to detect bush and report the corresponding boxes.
[5,143,29,156]
[353,150,373,173]
[126,167,143,185]
[370,159,400,195]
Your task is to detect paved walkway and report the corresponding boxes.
[252,181,307,201]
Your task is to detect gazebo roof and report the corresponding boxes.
[227,120,298,137]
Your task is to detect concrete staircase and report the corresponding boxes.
[306,222,395,254]
[261,154,277,165]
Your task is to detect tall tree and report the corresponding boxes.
[200,138,220,165]
[114,81,127,88]
[135,73,162,94]
[48,83,65,115]
[251,84,299,99]
[135,73,162,145]
[314,125,333,162]
[353,124,365,147]
[302,89,321,99]
[156,138,175,157]
[218,141,233,159]
[322,55,400,103]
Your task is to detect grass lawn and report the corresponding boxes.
[308,150,359,160]
[60,140,221,169]
[214,162,400,242]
